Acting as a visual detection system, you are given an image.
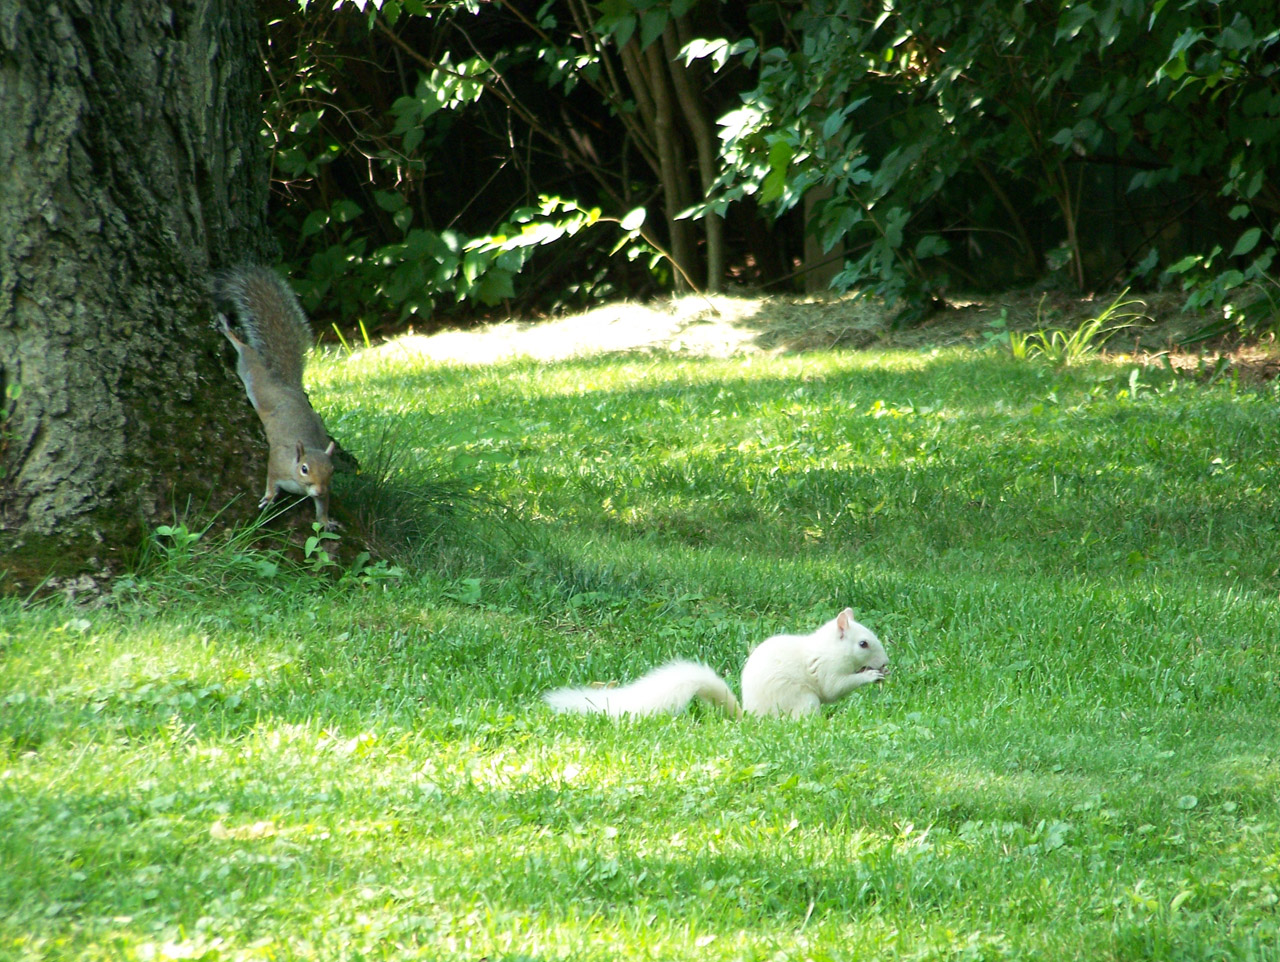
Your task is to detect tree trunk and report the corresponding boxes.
[663,19,723,293]
[639,39,697,292]
[0,0,273,590]
[803,184,844,293]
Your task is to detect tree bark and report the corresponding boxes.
[0,0,273,590]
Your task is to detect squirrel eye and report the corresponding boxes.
[299,464,309,475]
[859,640,869,648]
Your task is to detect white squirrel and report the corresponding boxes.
[543,608,888,719]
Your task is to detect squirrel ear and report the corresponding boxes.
[295,439,306,461]
[324,441,336,456]
[836,608,853,632]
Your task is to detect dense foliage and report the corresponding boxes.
[266,1,1279,332]
[704,0,1280,324]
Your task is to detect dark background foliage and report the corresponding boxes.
[259,0,1280,337]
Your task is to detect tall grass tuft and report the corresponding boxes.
[1010,288,1151,364]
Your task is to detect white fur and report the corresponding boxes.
[542,659,741,718]
[541,608,887,719]
[740,607,888,717]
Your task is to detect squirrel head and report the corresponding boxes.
[835,607,890,675]
[293,440,336,497]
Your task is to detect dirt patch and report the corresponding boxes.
[363,289,1280,381]
[1141,344,1280,385]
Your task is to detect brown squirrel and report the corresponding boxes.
[214,266,337,530]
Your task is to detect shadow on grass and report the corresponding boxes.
[355,351,1280,583]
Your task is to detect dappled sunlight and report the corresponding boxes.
[6,292,1280,960]
[354,290,926,366]
[11,686,1268,958]
[347,287,1280,374]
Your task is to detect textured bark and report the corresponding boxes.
[0,0,272,589]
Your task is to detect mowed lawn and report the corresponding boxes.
[3,331,1279,961]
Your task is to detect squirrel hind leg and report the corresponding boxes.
[216,312,242,343]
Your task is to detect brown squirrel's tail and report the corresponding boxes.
[213,266,313,388]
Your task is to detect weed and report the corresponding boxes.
[1012,288,1151,365]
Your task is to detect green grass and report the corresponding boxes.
[3,339,1280,961]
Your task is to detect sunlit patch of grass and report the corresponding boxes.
[3,333,1280,960]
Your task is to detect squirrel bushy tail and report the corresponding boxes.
[214,266,313,388]
[543,660,743,719]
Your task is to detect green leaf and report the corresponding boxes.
[1055,4,1094,42]
[1220,14,1254,52]
[1230,227,1261,258]
[639,9,667,50]
[273,148,308,178]
[1217,268,1245,290]
[680,37,753,71]
[606,14,637,48]
[619,207,647,232]
[1167,28,1203,61]
[680,37,725,64]
[821,106,850,142]
[883,207,909,248]
[914,234,950,259]
[475,268,516,305]
[760,140,794,205]
[373,190,407,213]
[301,209,330,238]
[462,249,486,285]
[331,199,363,223]
[289,110,325,136]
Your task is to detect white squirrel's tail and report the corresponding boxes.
[543,660,742,719]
